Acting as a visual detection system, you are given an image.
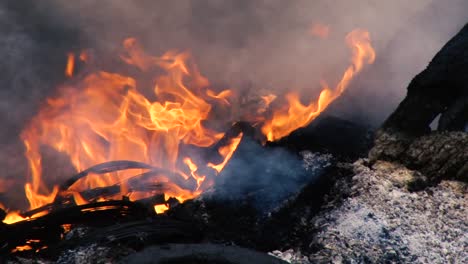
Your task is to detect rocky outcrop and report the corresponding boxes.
[369,23,468,184]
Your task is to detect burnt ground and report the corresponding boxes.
[5,153,466,263]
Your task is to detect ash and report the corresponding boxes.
[308,160,467,263]
[301,151,333,172]
[56,244,135,264]
[269,249,311,264]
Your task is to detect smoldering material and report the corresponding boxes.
[210,138,332,212]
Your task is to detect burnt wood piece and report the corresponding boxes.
[21,162,181,218]
[268,115,372,161]
[75,169,193,202]
[370,23,468,183]
[59,160,155,191]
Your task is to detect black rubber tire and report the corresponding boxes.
[121,243,288,264]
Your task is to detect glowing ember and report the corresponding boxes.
[11,239,45,253]
[154,204,169,214]
[12,245,32,252]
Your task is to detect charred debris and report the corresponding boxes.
[0,115,370,262]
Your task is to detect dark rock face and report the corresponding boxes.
[382,23,468,134]
[370,23,468,184]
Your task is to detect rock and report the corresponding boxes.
[369,23,468,185]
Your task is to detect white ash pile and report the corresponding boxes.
[308,160,467,263]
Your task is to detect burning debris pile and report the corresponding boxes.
[0,23,375,262]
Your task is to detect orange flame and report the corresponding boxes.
[12,245,33,252]
[3,211,26,224]
[65,53,75,77]
[262,29,375,141]
[208,132,243,173]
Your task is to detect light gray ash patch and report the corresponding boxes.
[56,243,135,264]
[269,249,311,264]
[301,151,333,172]
[308,159,467,263]
[64,226,91,241]
[56,244,111,264]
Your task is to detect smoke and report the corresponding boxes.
[326,0,468,125]
[0,1,81,207]
[207,138,333,212]
[0,0,466,207]
[31,0,466,124]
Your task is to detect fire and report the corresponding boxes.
[262,29,375,141]
[208,132,243,173]
[18,37,240,215]
[154,204,169,214]
[3,211,26,224]
[12,245,32,252]
[2,28,375,223]
[11,239,46,253]
[65,53,75,77]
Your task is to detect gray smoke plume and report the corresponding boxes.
[0,0,466,209]
[20,0,467,124]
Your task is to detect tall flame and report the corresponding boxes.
[262,29,375,141]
